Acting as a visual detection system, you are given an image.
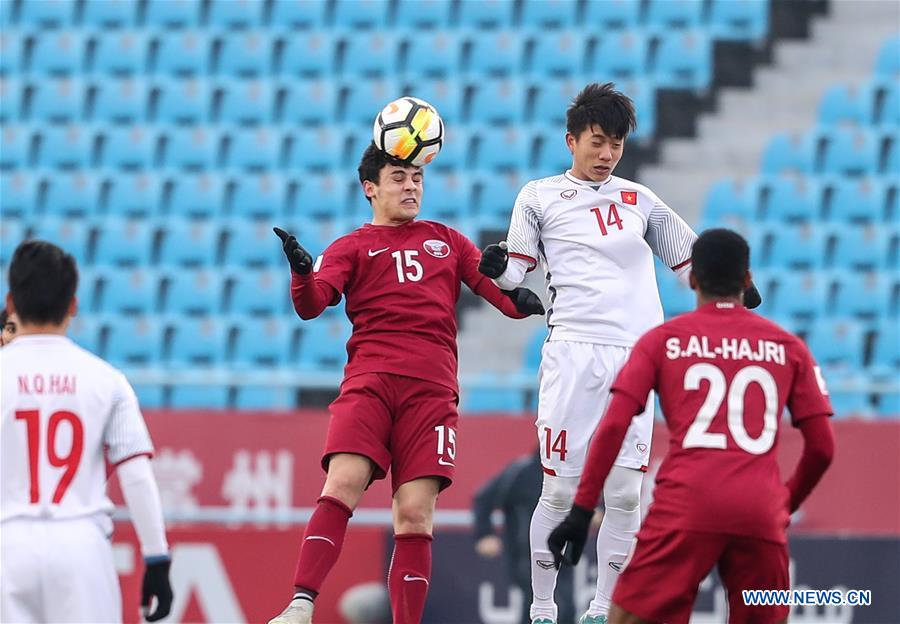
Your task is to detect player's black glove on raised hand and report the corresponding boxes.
[273,226,313,275]
[141,557,173,622]
[479,241,509,279]
[502,288,545,316]
[744,281,762,309]
[548,504,594,568]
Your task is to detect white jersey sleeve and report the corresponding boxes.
[505,181,543,271]
[643,189,697,273]
[104,371,154,466]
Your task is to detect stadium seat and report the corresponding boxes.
[44,171,101,217]
[231,173,288,219]
[818,83,876,127]
[83,0,136,28]
[477,170,530,220]
[652,31,712,90]
[831,271,894,319]
[466,31,525,76]
[30,218,91,265]
[280,33,336,77]
[531,78,586,125]
[222,219,282,267]
[621,79,657,141]
[830,224,893,270]
[38,125,94,168]
[168,316,229,365]
[133,385,165,409]
[29,31,85,75]
[589,32,649,81]
[233,385,297,410]
[342,78,399,125]
[520,0,579,28]
[224,127,282,170]
[875,392,899,418]
[218,79,276,125]
[0,218,25,264]
[401,31,462,79]
[162,269,226,316]
[66,315,102,356]
[473,126,533,170]
[297,315,351,370]
[91,78,149,124]
[92,31,149,75]
[874,35,900,79]
[824,177,886,222]
[228,269,291,316]
[820,126,879,175]
[74,267,101,314]
[534,126,572,173]
[20,0,75,27]
[423,171,473,222]
[882,130,899,175]
[289,216,353,257]
[467,79,528,125]
[341,32,398,77]
[292,172,350,220]
[0,125,33,168]
[529,32,589,77]
[458,0,515,29]
[100,125,158,169]
[760,131,817,175]
[657,272,695,318]
[162,127,222,170]
[408,78,464,125]
[760,175,821,222]
[153,78,212,124]
[93,218,155,267]
[764,224,828,269]
[169,172,226,218]
[231,316,294,367]
[216,31,272,76]
[708,0,769,41]
[29,78,85,122]
[99,268,161,315]
[169,385,230,409]
[870,319,899,373]
[208,0,265,29]
[158,219,220,267]
[806,318,867,370]
[145,0,202,27]
[287,126,346,170]
[280,79,338,125]
[0,31,24,74]
[107,172,163,217]
[768,270,828,319]
[333,0,389,29]
[463,383,527,412]
[105,315,165,365]
[875,80,899,126]
[0,171,38,218]
[271,0,327,28]
[823,371,874,419]
[645,0,704,29]
[394,0,453,30]
[153,31,212,76]
[523,326,547,374]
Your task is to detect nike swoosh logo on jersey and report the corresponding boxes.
[368,247,390,256]
[403,575,429,584]
[437,458,455,467]
[305,535,336,546]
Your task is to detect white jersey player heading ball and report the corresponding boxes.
[477,82,761,624]
[1,240,173,623]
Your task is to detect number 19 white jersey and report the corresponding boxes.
[506,172,697,347]
[1,335,154,522]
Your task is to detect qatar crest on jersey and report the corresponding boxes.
[423,239,450,258]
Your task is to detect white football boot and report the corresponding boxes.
[268,597,314,624]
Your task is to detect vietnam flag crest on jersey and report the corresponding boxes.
[621,191,637,205]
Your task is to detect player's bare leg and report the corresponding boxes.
[389,477,441,624]
[607,602,653,624]
[269,454,376,624]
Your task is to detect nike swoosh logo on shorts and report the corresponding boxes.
[368,247,390,256]
[437,458,455,467]
[305,535,336,546]
[608,561,623,572]
[403,575,429,584]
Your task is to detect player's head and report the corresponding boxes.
[690,229,752,303]
[6,240,78,331]
[0,308,18,346]
[358,143,423,225]
[565,82,636,183]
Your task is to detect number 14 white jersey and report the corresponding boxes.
[506,172,697,347]
[1,335,154,522]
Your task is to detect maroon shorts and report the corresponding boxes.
[323,372,459,492]
[613,524,790,624]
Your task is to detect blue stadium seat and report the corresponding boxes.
[292,172,350,220]
[169,172,226,218]
[534,126,572,173]
[394,0,452,29]
[29,31,85,75]
[66,315,102,356]
[426,125,468,171]
[870,319,899,373]
[0,218,25,264]
[290,217,354,257]
[830,224,893,270]
[83,0,136,28]
[92,78,149,124]
[217,31,272,76]
[818,83,876,127]
[30,218,90,265]
[162,269,226,315]
[232,316,294,367]
[463,381,527,412]
[875,392,899,418]
[423,171,473,222]
[653,31,712,90]
[44,171,101,217]
[824,177,886,222]
[760,175,821,222]
[334,0,389,29]
[531,78,584,125]
[764,223,827,269]
[529,32,588,77]
[223,219,281,267]
[20,0,75,27]
[478,170,532,221]
[341,32,398,77]
[768,270,828,319]
[590,32,649,81]
[108,172,162,217]
[280,33,336,77]
[806,318,867,370]
[169,385,230,409]
[99,268,161,315]
[646,0,704,29]
[466,31,524,76]
[657,272,695,318]
[875,80,899,126]
[467,78,527,125]
[105,315,165,365]
[101,126,158,169]
[280,80,338,125]
[133,385,165,409]
[874,35,899,79]
[0,171,38,218]
[621,79,656,141]
[287,126,345,170]
[521,0,579,28]
[30,78,84,122]
[218,80,275,125]
[209,0,264,29]
[0,125,32,168]
[408,78,464,125]
[297,315,351,370]
[703,177,759,225]
[832,271,894,319]
[168,316,229,365]
[524,326,547,373]
[708,0,769,41]
[233,385,297,410]
[38,125,94,168]
[821,126,880,175]
[145,0,202,27]
[882,129,899,175]
[75,267,100,314]
[271,0,327,28]
[154,78,212,124]
[93,218,155,267]
[458,0,514,29]
[473,126,533,170]
[162,127,222,170]
[154,31,211,76]
[92,31,149,75]
[228,269,290,316]
[0,31,24,74]
[158,219,220,267]
[231,173,288,218]
[823,371,874,419]
[342,78,398,125]
[226,127,282,170]
[760,131,817,175]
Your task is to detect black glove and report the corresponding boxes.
[502,288,545,316]
[479,241,509,279]
[744,281,762,309]
[273,226,313,275]
[141,557,173,622]
[547,504,594,568]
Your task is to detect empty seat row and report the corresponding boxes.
[818,80,899,128]
[761,126,899,177]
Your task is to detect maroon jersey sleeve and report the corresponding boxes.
[610,329,662,407]
[451,228,527,319]
[289,235,355,320]
[786,337,834,425]
[314,235,357,296]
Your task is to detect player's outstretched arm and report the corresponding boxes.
[274,226,312,274]
[479,241,530,291]
[459,233,543,318]
[273,226,338,320]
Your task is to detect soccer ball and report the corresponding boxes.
[373,96,443,167]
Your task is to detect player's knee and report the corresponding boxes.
[603,466,642,512]
[538,474,578,514]
[394,500,433,534]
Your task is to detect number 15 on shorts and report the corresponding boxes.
[435,425,456,467]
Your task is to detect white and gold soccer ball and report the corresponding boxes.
[373,96,443,167]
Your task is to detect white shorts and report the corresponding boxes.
[536,340,654,477]
[1,516,121,623]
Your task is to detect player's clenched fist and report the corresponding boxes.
[547,504,594,568]
[502,288,545,316]
[273,226,313,275]
[478,241,509,279]
[141,558,173,622]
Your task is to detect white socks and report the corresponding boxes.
[529,474,578,621]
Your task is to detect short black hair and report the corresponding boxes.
[8,240,78,325]
[566,82,637,140]
[357,142,419,203]
[0,308,7,326]
[691,229,750,298]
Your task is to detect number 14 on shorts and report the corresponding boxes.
[544,427,568,461]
